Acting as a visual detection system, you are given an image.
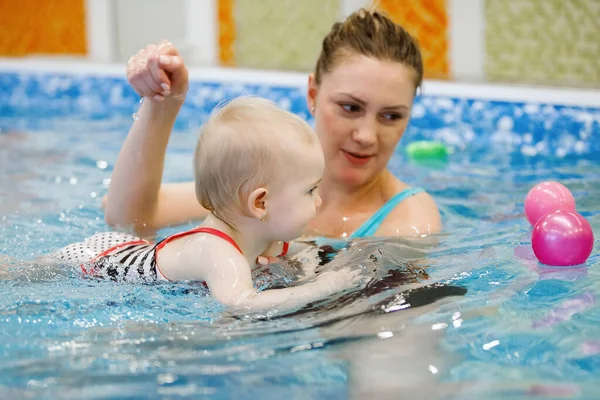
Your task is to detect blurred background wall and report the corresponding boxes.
[0,0,598,88]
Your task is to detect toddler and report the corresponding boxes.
[52,97,362,313]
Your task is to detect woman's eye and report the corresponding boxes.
[382,112,403,121]
[341,104,360,113]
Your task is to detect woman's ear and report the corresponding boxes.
[247,187,268,220]
[307,73,318,116]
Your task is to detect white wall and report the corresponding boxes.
[340,0,370,18]
[85,0,486,81]
[449,0,485,81]
[85,0,117,63]
[184,0,218,66]
[85,0,217,65]
[114,0,186,62]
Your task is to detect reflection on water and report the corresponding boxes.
[0,125,599,399]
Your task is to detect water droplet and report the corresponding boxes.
[96,160,108,169]
[132,97,144,120]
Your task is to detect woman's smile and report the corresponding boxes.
[342,150,374,165]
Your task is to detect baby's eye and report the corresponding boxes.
[308,185,319,195]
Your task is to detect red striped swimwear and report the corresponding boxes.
[53,227,288,283]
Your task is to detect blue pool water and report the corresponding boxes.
[1,69,599,399]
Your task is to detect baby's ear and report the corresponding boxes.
[247,187,268,220]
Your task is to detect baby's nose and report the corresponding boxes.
[315,193,323,209]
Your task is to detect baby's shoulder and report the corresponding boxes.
[157,231,246,280]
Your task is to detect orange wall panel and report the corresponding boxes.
[376,0,449,79]
[218,0,236,66]
[0,0,87,56]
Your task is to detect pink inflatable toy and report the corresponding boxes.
[532,210,594,266]
[524,181,576,226]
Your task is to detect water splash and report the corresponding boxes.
[131,97,144,121]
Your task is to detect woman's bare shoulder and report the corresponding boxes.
[377,177,442,236]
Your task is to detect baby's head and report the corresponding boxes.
[195,96,324,241]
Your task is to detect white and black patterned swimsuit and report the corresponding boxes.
[53,227,243,282]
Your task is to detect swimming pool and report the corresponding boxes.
[1,60,599,399]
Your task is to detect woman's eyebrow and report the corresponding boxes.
[338,93,367,105]
[338,93,409,110]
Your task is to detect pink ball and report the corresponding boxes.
[525,181,575,225]
[532,210,594,266]
[525,181,576,226]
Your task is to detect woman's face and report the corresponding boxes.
[308,55,417,188]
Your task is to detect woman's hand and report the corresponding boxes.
[126,40,189,102]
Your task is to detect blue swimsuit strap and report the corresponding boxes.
[350,187,425,238]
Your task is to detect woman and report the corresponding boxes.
[103,8,441,241]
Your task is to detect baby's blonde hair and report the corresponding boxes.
[194,96,317,228]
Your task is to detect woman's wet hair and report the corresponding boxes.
[314,8,424,91]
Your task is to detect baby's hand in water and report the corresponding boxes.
[316,267,367,294]
[256,241,286,265]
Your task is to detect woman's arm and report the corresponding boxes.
[103,42,209,237]
[104,99,208,237]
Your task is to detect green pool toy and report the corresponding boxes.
[406,141,449,161]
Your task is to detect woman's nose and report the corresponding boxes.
[352,118,377,146]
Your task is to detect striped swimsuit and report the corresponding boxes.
[53,227,244,283]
